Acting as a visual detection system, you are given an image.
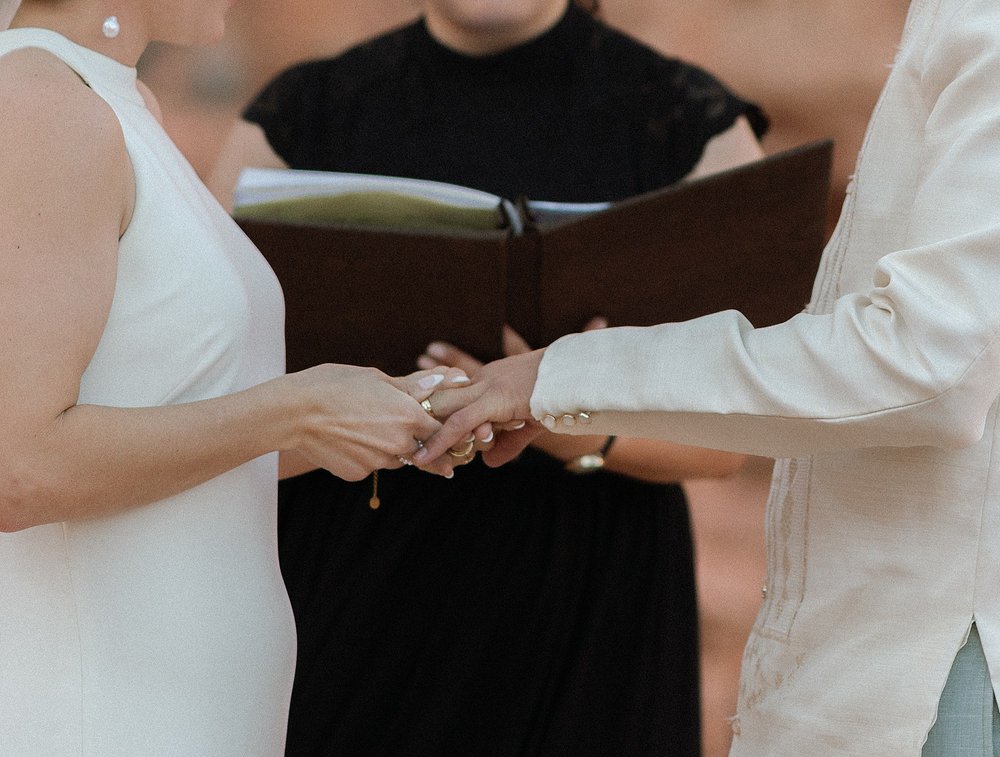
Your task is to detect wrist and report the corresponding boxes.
[254,372,314,454]
[564,435,617,474]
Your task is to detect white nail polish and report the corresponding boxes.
[450,375,471,384]
[418,374,445,390]
[482,431,494,443]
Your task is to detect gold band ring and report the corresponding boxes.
[447,437,476,458]
[420,398,435,417]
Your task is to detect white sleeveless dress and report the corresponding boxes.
[0,30,296,755]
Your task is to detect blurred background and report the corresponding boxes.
[138,2,908,754]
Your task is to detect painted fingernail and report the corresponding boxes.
[450,375,471,384]
[418,374,445,390]
[511,420,526,430]
[427,342,448,359]
[482,430,494,443]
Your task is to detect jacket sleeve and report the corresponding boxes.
[530,0,1000,458]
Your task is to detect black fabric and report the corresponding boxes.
[279,455,699,756]
[246,3,767,202]
[246,5,767,755]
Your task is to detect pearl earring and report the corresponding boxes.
[102,15,120,39]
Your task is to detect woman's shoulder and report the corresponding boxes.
[243,22,419,163]
[0,45,132,259]
[255,21,417,107]
[594,30,721,97]
[0,47,125,161]
[580,18,766,138]
[580,17,685,80]
[2,45,86,93]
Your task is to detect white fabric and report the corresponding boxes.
[532,0,1000,753]
[0,30,295,756]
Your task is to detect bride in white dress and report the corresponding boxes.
[0,1,481,753]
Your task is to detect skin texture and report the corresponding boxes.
[422,0,569,54]
[412,350,545,466]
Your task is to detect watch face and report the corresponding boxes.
[568,452,605,473]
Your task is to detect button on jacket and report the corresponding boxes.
[531,0,1000,752]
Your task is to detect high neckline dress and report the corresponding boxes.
[0,28,295,755]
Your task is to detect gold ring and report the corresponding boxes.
[420,397,435,417]
[447,437,475,458]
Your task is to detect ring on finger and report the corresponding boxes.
[420,397,435,417]
[447,436,476,458]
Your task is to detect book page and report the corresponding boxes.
[525,199,612,225]
[233,168,519,232]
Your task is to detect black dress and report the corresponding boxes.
[245,6,767,756]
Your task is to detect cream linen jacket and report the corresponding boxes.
[531,0,1000,753]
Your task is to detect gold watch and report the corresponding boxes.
[565,436,616,474]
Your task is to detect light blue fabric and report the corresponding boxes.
[923,626,1000,756]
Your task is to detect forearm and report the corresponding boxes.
[0,378,294,531]
[604,437,745,482]
[531,294,1000,459]
[2,363,456,530]
[278,449,318,480]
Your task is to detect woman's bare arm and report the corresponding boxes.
[0,50,452,531]
[687,115,765,180]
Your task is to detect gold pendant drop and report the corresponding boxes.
[369,470,381,509]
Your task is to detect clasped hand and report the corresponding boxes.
[411,318,611,472]
[408,325,556,473]
[324,319,599,479]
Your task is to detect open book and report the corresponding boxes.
[234,140,833,376]
[234,169,612,233]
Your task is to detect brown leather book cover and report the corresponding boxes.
[239,223,510,375]
[237,139,832,376]
[524,139,833,347]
